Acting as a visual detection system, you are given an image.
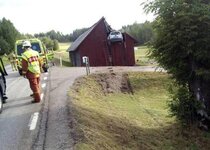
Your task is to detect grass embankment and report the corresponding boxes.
[53,43,71,66]
[135,46,156,66]
[69,72,210,150]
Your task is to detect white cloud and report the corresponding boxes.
[0,0,154,34]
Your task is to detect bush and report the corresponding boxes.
[168,84,201,126]
[53,40,59,50]
[40,37,59,50]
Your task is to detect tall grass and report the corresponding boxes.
[69,72,210,150]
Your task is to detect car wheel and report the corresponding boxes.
[0,92,3,113]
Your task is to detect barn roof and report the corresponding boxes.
[67,17,106,52]
[67,17,138,52]
[124,32,139,44]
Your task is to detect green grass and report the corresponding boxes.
[135,46,156,66]
[69,72,210,150]
[57,42,71,52]
[53,43,71,66]
[1,55,10,65]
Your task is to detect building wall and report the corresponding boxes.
[110,34,136,66]
[124,34,136,66]
[70,51,81,66]
[72,19,135,66]
[111,42,125,66]
[77,20,109,66]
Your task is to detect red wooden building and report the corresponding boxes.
[67,17,138,66]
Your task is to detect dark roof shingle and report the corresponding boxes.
[67,17,105,52]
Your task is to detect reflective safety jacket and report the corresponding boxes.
[22,48,41,75]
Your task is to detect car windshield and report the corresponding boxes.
[31,43,41,52]
[110,32,120,35]
[17,43,41,55]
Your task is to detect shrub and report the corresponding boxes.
[168,84,201,126]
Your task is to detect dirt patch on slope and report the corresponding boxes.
[72,72,133,95]
[69,72,133,146]
[92,72,133,95]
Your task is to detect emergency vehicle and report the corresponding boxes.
[15,39,54,75]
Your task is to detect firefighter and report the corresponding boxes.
[21,41,42,103]
[8,52,17,71]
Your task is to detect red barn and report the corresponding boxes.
[67,17,138,66]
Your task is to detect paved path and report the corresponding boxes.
[33,67,86,150]
[0,65,48,150]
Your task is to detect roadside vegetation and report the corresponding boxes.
[52,43,71,67]
[144,0,210,127]
[121,21,153,45]
[69,72,210,150]
[1,55,10,65]
[135,46,156,66]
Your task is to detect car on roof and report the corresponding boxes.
[107,31,123,42]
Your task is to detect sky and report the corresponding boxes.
[0,0,154,34]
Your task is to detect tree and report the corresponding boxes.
[40,37,54,50]
[53,40,59,50]
[21,33,34,39]
[34,32,45,38]
[121,21,154,45]
[35,30,71,42]
[0,18,21,54]
[0,37,10,55]
[39,37,59,51]
[144,0,210,127]
[69,28,88,41]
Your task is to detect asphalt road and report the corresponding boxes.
[33,67,86,150]
[0,65,87,150]
[0,65,48,150]
[0,65,161,150]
